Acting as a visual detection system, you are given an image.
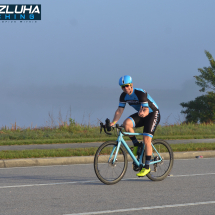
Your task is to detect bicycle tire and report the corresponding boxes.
[145,139,174,181]
[94,141,128,185]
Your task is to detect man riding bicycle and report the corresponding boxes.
[110,75,160,177]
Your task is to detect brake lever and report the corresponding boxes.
[100,122,112,135]
[104,126,112,135]
[100,123,103,133]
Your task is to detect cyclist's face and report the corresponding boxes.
[122,83,133,95]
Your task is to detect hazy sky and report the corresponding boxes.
[1,0,215,127]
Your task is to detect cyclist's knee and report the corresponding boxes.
[123,118,133,129]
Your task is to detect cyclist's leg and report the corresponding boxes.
[143,110,160,153]
[123,112,144,133]
[143,135,152,172]
[144,110,160,160]
[143,135,152,158]
[123,113,142,155]
[123,117,135,134]
[137,110,161,177]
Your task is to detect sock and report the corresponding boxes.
[145,156,151,169]
[129,136,139,147]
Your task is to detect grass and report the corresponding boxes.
[0,122,215,146]
[0,148,98,159]
[170,142,215,152]
[0,142,214,159]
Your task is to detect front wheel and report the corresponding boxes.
[94,141,128,185]
[146,139,174,181]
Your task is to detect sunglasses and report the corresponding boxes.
[121,84,131,89]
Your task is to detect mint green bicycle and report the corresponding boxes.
[94,121,174,185]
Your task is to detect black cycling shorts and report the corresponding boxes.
[127,110,160,137]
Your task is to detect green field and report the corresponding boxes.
[0,122,215,159]
[0,122,215,146]
[0,142,214,159]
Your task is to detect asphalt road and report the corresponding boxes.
[0,158,215,215]
[1,139,215,151]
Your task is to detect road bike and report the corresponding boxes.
[94,120,174,185]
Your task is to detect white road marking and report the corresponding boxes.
[63,201,215,215]
[170,172,215,177]
[175,157,215,160]
[0,180,98,189]
[122,172,215,181]
[0,163,93,170]
[0,172,214,189]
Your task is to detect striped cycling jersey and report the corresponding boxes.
[119,88,159,113]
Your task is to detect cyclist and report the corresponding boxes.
[110,75,160,177]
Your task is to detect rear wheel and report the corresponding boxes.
[94,141,128,185]
[146,139,174,181]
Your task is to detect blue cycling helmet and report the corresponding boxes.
[119,75,132,86]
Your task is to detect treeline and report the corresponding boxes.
[180,51,215,123]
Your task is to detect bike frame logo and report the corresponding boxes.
[0,5,41,20]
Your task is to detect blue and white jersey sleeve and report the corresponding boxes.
[135,89,149,108]
[119,92,126,108]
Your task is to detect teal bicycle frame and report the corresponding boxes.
[111,131,163,167]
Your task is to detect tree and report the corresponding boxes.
[194,51,215,92]
[180,51,215,123]
[180,92,215,123]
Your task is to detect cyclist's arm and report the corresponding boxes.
[135,90,150,118]
[138,106,149,118]
[110,107,124,126]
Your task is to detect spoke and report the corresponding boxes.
[112,167,118,176]
[150,146,170,177]
[112,168,115,180]
[94,142,128,184]
[99,164,108,179]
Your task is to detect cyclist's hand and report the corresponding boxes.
[109,122,115,127]
[138,106,149,118]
